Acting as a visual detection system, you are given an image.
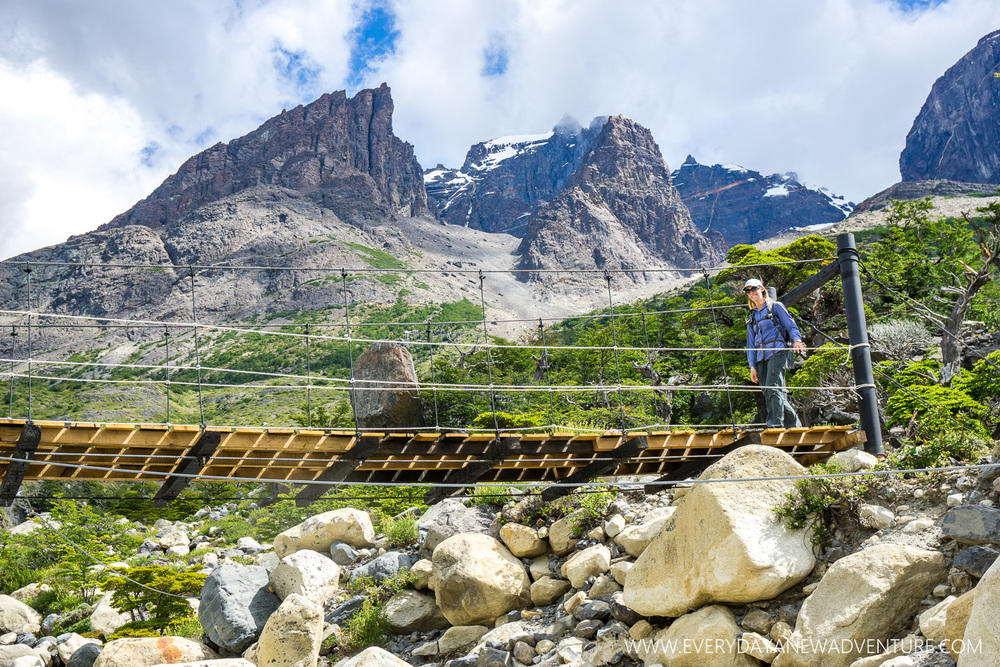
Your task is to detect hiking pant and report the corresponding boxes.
[755,350,801,428]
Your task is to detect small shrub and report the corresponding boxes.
[774,462,871,548]
[383,514,418,548]
[340,596,391,651]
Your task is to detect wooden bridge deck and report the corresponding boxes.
[0,418,865,505]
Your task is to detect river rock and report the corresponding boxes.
[384,590,449,633]
[198,564,281,654]
[957,557,1000,666]
[273,508,375,559]
[418,499,495,558]
[56,635,100,664]
[613,507,675,557]
[530,577,571,607]
[349,551,413,585]
[242,594,323,667]
[917,595,954,642]
[269,549,341,605]
[65,643,102,667]
[334,646,412,666]
[939,505,1000,545]
[772,544,946,667]
[92,638,217,667]
[431,533,530,626]
[561,544,611,589]
[498,523,547,558]
[624,446,815,617]
[636,604,758,667]
[0,596,40,634]
[548,512,583,556]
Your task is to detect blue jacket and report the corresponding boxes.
[747,301,801,366]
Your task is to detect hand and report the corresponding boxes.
[793,340,806,355]
[749,366,758,384]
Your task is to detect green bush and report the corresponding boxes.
[774,463,871,547]
[383,514,418,548]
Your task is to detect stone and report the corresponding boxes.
[609,592,641,625]
[610,560,632,586]
[947,493,965,507]
[613,507,676,557]
[742,610,774,635]
[498,523,547,558]
[269,549,341,605]
[529,555,552,582]
[8,585,51,606]
[56,635,100,664]
[384,590,449,633]
[88,593,129,638]
[91,638,217,667]
[771,544,947,667]
[242,594,323,667]
[548,514,582,556]
[572,600,611,622]
[410,558,433,589]
[636,605,758,667]
[0,596,40,634]
[625,446,816,617]
[917,595,954,642]
[769,621,793,646]
[943,589,975,660]
[65,643,103,667]
[0,646,42,667]
[901,517,934,534]
[512,640,535,664]
[273,508,375,559]
[939,505,1000,545]
[349,551,413,585]
[742,632,780,663]
[350,343,425,430]
[235,537,264,554]
[560,544,611,589]
[953,545,999,578]
[9,655,43,667]
[832,448,879,473]
[588,574,622,599]
[860,505,895,530]
[333,646,412,666]
[563,590,587,615]
[198,564,281,654]
[629,620,652,640]
[431,533,530,626]
[324,596,366,626]
[418,499,495,558]
[330,540,359,566]
[158,529,190,549]
[957,557,1000,665]
[530,577,571,607]
[437,625,489,654]
[604,514,626,538]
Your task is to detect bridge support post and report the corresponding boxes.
[153,430,221,507]
[837,233,884,456]
[0,422,41,507]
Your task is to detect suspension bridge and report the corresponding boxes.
[0,233,882,507]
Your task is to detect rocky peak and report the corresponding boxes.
[516,116,722,280]
[671,156,851,246]
[101,84,427,232]
[423,116,605,235]
[899,29,1000,184]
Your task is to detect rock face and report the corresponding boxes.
[350,342,425,430]
[624,445,815,617]
[424,117,604,235]
[671,156,851,245]
[102,84,425,232]
[515,116,722,281]
[197,564,281,654]
[772,544,946,667]
[900,30,1000,184]
[430,533,530,626]
[850,179,999,215]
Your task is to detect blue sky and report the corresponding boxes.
[0,0,999,260]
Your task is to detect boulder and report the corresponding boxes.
[917,595,954,643]
[953,545,999,579]
[268,550,341,605]
[158,530,190,549]
[943,589,975,660]
[624,446,815,616]
[772,544,946,667]
[0,596,40,634]
[349,551,413,585]
[548,512,583,556]
[560,544,611,589]
[56,635,101,664]
[147,662,254,667]
[437,625,490,654]
[242,594,323,667]
[614,505,678,557]
[65,643,103,667]
[636,605,759,667]
[198,564,281,654]
[833,449,878,473]
[8,585,51,606]
[431,533,530,626]
[349,342,425,430]
[334,646,412,666]
[410,559,433,590]
[418,499,495,558]
[957,557,1000,666]
[0,647,43,667]
[92,638,217,667]
[498,523,547,558]
[940,505,1000,545]
[384,590,449,633]
[530,577,572,607]
[273,508,375,559]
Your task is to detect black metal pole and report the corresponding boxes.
[837,233,883,456]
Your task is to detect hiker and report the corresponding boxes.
[744,278,806,428]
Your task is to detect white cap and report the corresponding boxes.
[744,278,763,289]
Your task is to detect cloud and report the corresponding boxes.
[1,0,1000,259]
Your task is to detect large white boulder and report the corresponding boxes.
[560,544,611,589]
[624,446,816,616]
[242,594,323,667]
[614,507,676,558]
[334,647,412,666]
[772,544,946,667]
[958,557,1000,666]
[0,595,40,634]
[273,508,375,559]
[268,550,341,605]
[431,533,530,626]
[635,604,759,667]
[92,638,217,667]
[89,593,130,638]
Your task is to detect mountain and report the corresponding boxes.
[515,116,722,281]
[899,29,1000,184]
[101,83,426,232]
[670,156,851,246]
[423,117,605,236]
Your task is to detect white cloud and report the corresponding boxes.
[2,0,1000,259]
